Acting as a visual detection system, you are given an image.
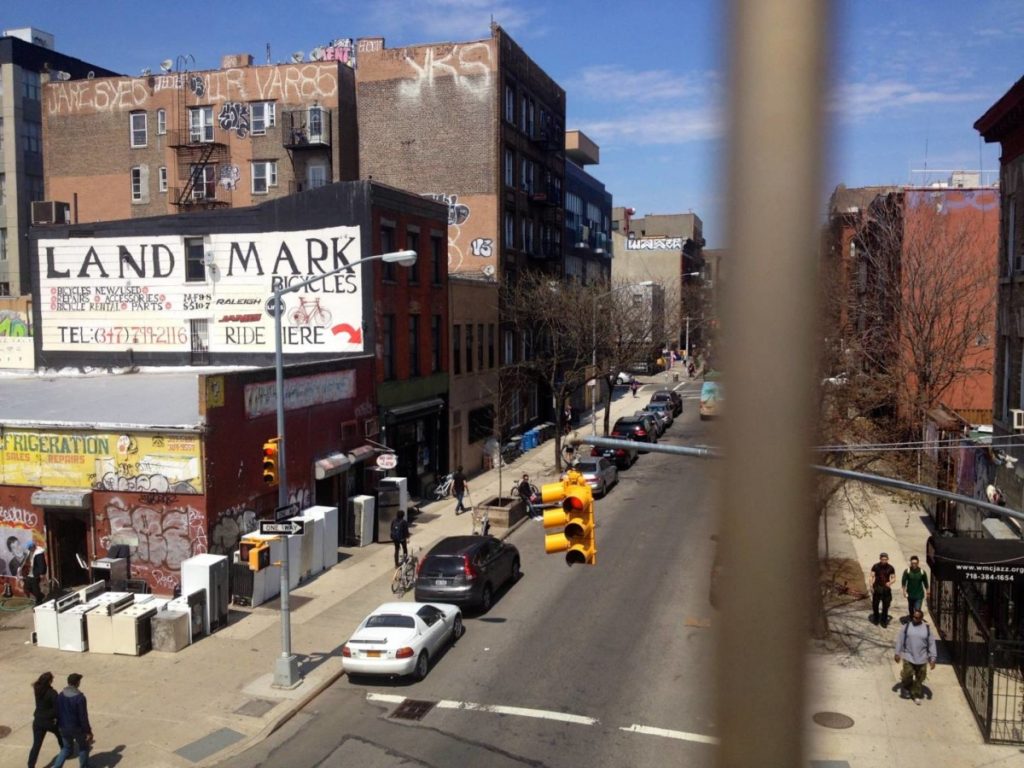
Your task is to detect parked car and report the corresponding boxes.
[635,409,666,437]
[414,535,520,612]
[611,416,657,452]
[342,601,462,681]
[563,457,618,497]
[616,371,633,386]
[644,400,674,429]
[650,388,683,416]
[591,442,638,469]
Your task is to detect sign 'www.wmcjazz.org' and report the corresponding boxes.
[38,225,364,355]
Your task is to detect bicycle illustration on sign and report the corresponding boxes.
[289,297,332,327]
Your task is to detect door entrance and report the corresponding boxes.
[44,510,91,588]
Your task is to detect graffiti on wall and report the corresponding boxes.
[219,164,241,191]
[0,310,35,371]
[0,505,40,580]
[1,430,203,492]
[310,38,356,67]
[0,311,31,338]
[398,43,492,101]
[470,238,493,258]
[100,497,208,591]
[209,486,310,556]
[424,193,470,270]
[218,102,250,138]
[46,64,339,116]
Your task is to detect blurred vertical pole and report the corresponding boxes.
[716,2,829,767]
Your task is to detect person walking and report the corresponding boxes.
[452,466,468,514]
[53,673,93,768]
[21,541,48,604]
[28,671,63,768]
[630,378,639,398]
[517,473,539,520]
[901,555,930,621]
[894,609,937,705]
[390,510,410,568]
[870,552,896,627]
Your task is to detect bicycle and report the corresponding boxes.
[391,549,420,596]
[434,473,454,501]
[289,296,332,327]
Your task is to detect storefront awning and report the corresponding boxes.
[31,488,92,509]
[347,445,377,464]
[927,535,1024,584]
[314,452,351,480]
[384,397,445,421]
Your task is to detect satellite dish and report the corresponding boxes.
[160,59,174,72]
[56,71,71,81]
[290,51,304,63]
[140,68,151,77]
[87,71,95,79]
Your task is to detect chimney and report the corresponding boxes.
[221,53,254,69]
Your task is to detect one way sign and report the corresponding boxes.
[259,520,304,536]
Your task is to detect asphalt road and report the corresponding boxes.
[221,381,720,768]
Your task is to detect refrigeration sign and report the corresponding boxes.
[38,226,365,354]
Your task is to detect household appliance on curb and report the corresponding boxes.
[348,495,375,547]
[180,554,229,635]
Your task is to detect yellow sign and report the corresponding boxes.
[1,430,203,493]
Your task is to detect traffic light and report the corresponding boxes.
[242,541,271,572]
[261,438,280,485]
[540,470,596,566]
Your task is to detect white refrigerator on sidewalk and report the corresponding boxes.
[180,554,229,635]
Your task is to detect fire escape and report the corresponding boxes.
[167,74,231,209]
[530,112,564,262]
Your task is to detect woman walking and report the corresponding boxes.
[28,671,64,768]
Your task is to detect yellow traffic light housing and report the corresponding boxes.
[262,438,280,485]
[540,470,596,566]
[245,541,271,572]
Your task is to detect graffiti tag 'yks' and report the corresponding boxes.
[398,43,492,101]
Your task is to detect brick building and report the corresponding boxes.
[42,55,358,222]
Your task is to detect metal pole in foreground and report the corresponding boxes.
[270,249,417,690]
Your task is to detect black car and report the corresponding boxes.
[650,389,683,416]
[611,416,657,453]
[414,535,520,612]
[591,442,638,469]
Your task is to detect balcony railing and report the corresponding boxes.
[282,108,332,149]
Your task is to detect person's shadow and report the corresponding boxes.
[83,744,126,767]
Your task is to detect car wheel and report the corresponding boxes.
[511,558,521,583]
[413,651,430,681]
[480,584,493,612]
[452,615,464,641]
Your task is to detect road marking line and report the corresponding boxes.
[367,693,598,725]
[620,724,720,745]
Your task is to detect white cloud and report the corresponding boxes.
[572,65,718,104]
[581,107,723,147]
[361,0,537,43]
[831,80,990,119]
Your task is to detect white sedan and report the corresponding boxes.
[342,601,463,680]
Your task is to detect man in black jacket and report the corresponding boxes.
[53,673,92,768]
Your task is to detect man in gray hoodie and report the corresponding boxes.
[894,609,938,705]
[53,673,93,767]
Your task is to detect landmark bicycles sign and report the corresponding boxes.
[38,225,365,355]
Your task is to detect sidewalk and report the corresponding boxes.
[808,485,1022,765]
[0,375,672,768]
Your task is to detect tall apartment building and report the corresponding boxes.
[0,28,117,369]
[564,129,612,286]
[42,54,359,223]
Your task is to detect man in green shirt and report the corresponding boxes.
[901,555,929,621]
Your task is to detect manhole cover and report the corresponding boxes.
[390,699,436,721]
[812,711,855,729]
[0,725,10,739]
[234,698,276,718]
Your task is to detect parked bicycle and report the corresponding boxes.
[433,473,454,501]
[391,549,420,596]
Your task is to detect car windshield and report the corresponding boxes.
[366,614,415,629]
[573,462,598,473]
[420,555,469,576]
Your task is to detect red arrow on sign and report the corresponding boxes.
[331,323,362,343]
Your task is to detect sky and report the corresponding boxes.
[4,0,1021,247]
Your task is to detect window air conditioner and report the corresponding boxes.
[31,201,71,226]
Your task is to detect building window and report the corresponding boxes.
[468,405,495,443]
[503,329,514,364]
[381,225,397,281]
[477,323,484,370]
[529,383,539,419]
[431,315,442,373]
[22,70,41,101]
[0,229,6,261]
[307,163,328,190]
[409,314,420,376]
[0,118,4,151]
[488,324,495,368]
[0,173,5,206]
[189,165,216,200]
[251,102,276,134]
[184,237,206,282]
[131,167,144,201]
[453,324,461,375]
[504,83,515,123]
[130,111,147,148]
[251,160,278,194]
[431,235,444,284]
[527,100,535,138]
[159,167,167,193]
[465,324,474,373]
[406,230,420,284]
[383,314,396,380]
[504,210,515,248]
[1009,195,1018,273]
[505,148,514,187]
[509,390,521,430]
[520,93,529,132]
[0,282,8,296]
[21,121,41,154]
[189,106,215,143]
[156,109,166,135]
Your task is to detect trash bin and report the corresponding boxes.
[673,372,680,382]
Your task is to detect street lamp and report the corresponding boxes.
[269,247,416,689]
[681,271,703,359]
